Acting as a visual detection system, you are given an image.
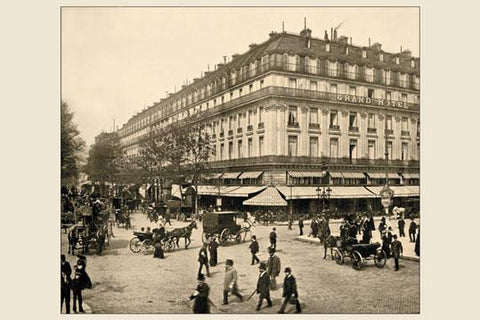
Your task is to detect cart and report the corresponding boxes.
[201,211,251,246]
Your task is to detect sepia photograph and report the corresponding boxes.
[60,6,420,314]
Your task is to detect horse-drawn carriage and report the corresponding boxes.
[112,197,131,229]
[67,209,110,255]
[201,211,251,246]
[331,238,387,270]
[129,229,176,254]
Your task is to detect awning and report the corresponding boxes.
[171,184,182,199]
[341,172,366,179]
[367,172,400,179]
[288,171,326,178]
[277,186,376,200]
[243,187,287,206]
[139,186,146,198]
[329,171,344,178]
[222,172,241,179]
[239,171,263,179]
[196,185,226,196]
[401,173,420,179]
[366,186,419,197]
[223,186,267,197]
[205,173,223,179]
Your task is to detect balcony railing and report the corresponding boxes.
[309,123,320,129]
[258,122,265,129]
[219,131,224,138]
[367,128,377,133]
[329,124,340,130]
[237,127,243,134]
[228,130,234,136]
[287,121,299,128]
[385,129,394,135]
[401,130,410,136]
[349,126,359,132]
[247,124,253,131]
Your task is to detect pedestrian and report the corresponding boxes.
[198,243,210,277]
[415,227,420,257]
[61,254,72,314]
[190,273,210,313]
[361,223,372,244]
[278,267,301,313]
[255,261,272,311]
[287,217,293,230]
[367,214,376,231]
[153,231,165,259]
[298,216,304,236]
[398,216,406,237]
[209,237,219,267]
[222,259,243,305]
[310,219,318,237]
[249,235,260,265]
[382,227,393,258]
[390,234,403,271]
[378,217,386,236]
[269,228,277,251]
[71,262,90,313]
[266,248,281,290]
[409,218,417,242]
[165,211,172,226]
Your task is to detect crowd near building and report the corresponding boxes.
[117,25,420,216]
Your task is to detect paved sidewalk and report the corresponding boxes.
[295,217,420,261]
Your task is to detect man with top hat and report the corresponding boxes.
[269,227,277,251]
[249,235,260,265]
[222,259,243,305]
[198,243,210,277]
[190,273,210,313]
[208,237,219,267]
[255,261,272,311]
[390,234,403,271]
[298,216,304,236]
[266,248,281,290]
[409,218,417,242]
[278,267,301,313]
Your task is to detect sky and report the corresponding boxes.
[61,7,419,147]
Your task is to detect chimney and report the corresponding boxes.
[330,27,333,40]
[400,49,412,58]
[338,35,348,44]
[350,37,352,45]
[368,37,371,46]
[324,30,329,40]
[231,53,240,60]
[269,31,277,38]
[300,28,312,38]
[334,29,337,40]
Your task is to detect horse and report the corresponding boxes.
[170,221,197,249]
[322,235,342,260]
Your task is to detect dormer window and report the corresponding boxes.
[345,47,349,55]
[362,49,367,58]
[411,59,415,68]
[396,57,400,64]
[379,53,384,62]
[326,43,330,52]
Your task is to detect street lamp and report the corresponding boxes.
[380,151,394,215]
[315,161,331,217]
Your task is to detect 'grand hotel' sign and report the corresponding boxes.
[336,93,409,108]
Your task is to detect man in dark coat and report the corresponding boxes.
[269,228,277,250]
[208,238,219,266]
[278,267,301,313]
[361,223,372,244]
[266,248,281,290]
[61,254,72,313]
[415,228,420,257]
[390,235,403,271]
[165,212,172,226]
[71,266,88,313]
[190,273,210,313]
[249,235,260,265]
[367,214,375,231]
[298,216,304,235]
[409,219,417,242]
[198,244,210,277]
[255,262,272,311]
[382,227,393,258]
[398,217,406,237]
[310,219,318,237]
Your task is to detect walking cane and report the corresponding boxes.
[245,289,257,301]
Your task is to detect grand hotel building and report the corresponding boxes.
[118,27,420,214]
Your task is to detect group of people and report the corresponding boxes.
[189,228,301,314]
[61,254,92,313]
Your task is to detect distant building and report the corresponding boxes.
[118,27,420,215]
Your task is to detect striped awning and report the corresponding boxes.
[329,171,344,178]
[288,171,326,178]
[205,173,223,179]
[223,186,266,197]
[367,172,400,179]
[222,172,241,179]
[366,186,419,197]
[401,173,420,179]
[277,186,376,200]
[341,172,366,179]
[243,187,287,206]
[239,171,263,179]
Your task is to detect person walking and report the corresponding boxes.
[278,267,301,313]
[208,238,219,267]
[223,259,243,305]
[390,235,403,271]
[198,244,210,277]
[71,263,89,313]
[190,273,210,313]
[269,228,277,251]
[165,211,172,226]
[415,227,420,257]
[310,219,318,237]
[249,235,260,265]
[382,227,393,258]
[398,216,406,237]
[409,218,417,242]
[255,262,272,311]
[61,254,72,314]
[266,248,281,290]
[298,216,304,236]
[361,223,372,244]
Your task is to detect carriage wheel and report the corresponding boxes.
[351,251,363,270]
[235,232,242,244]
[374,249,387,268]
[333,249,344,265]
[142,239,154,254]
[179,213,186,222]
[219,229,229,246]
[129,237,142,253]
[161,238,174,252]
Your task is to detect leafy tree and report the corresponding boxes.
[61,101,85,186]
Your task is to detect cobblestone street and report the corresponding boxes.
[61,212,419,314]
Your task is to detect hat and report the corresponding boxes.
[226,259,234,266]
[268,247,275,253]
[197,273,206,281]
[259,262,267,270]
[284,267,292,273]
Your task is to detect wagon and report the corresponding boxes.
[332,240,387,270]
[129,230,176,254]
[201,211,251,246]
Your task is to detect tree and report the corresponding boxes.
[61,101,86,186]
[84,131,122,189]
